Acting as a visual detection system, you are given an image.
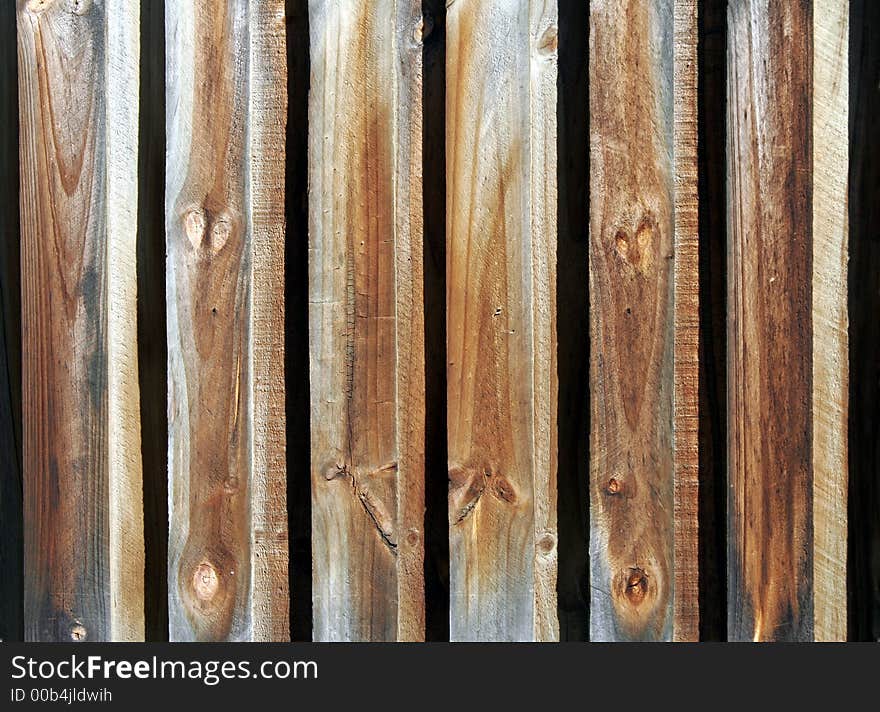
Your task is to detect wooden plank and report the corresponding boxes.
[308,0,425,641]
[18,0,143,641]
[0,0,22,643]
[673,0,699,642]
[813,0,848,642]
[589,0,675,641]
[726,0,813,641]
[166,0,288,642]
[446,0,558,642]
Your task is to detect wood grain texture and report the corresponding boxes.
[589,0,674,641]
[673,0,699,642]
[812,0,848,642]
[18,0,143,641]
[166,0,288,642]
[727,0,813,642]
[308,0,425,641]
[447,0,558,642]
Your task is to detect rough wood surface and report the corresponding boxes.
[727,0,813,642]
[812,0,848,643]
[673,0,699,642]
[308,0,425,641]
[18,0,144,641]
[166,0,288,642]
[447,0,558,642]
[589,0,674,641]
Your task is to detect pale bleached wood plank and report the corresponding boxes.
[589,0,675,641]
[673,0,699,642]
[447,0,558,642]
[18,0,143,641]
[308,0,425,641]
[813,0,848,642]
[166,0,288,641]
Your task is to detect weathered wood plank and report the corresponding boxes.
[308,0,425,641]
[673,0,699,642]
[0,0,22,643]
[589,0,675,641]
[813,0,848,643]
[18,0,143,641]
[166,0,288,642]
[447,0,558,642]
[726,0,813,642]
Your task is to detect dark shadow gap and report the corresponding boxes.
[286,0,313,642]
[137,0,168,641]
[556,0,590,641]
[848,0,880,643]
[696,0,728,641]
[0,0,23,643]
[422,0,449,642]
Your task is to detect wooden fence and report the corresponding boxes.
[0,0,877,642]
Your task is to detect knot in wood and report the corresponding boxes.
[613,214,658,276]
[193,561,220,602]
[538,533,556,555]
[70,624,87,641]
[537,26,558,57]
[184,208,207,249]
[623,567,649,605]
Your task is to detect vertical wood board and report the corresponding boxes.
[589,0,675,641]
[308,0,425,641]
[727,0,813,642]
[166,0,288,642]
[18,0,144,642]
[446,0,558,642]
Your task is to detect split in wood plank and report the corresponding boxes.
[308,0,425,641]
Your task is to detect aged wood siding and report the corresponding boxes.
[308,0,425,641]
[446,0,558,641]
[589,0,675,641]
[166,0,288,642]
[18,0,144,641]
[727,0,814,642]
